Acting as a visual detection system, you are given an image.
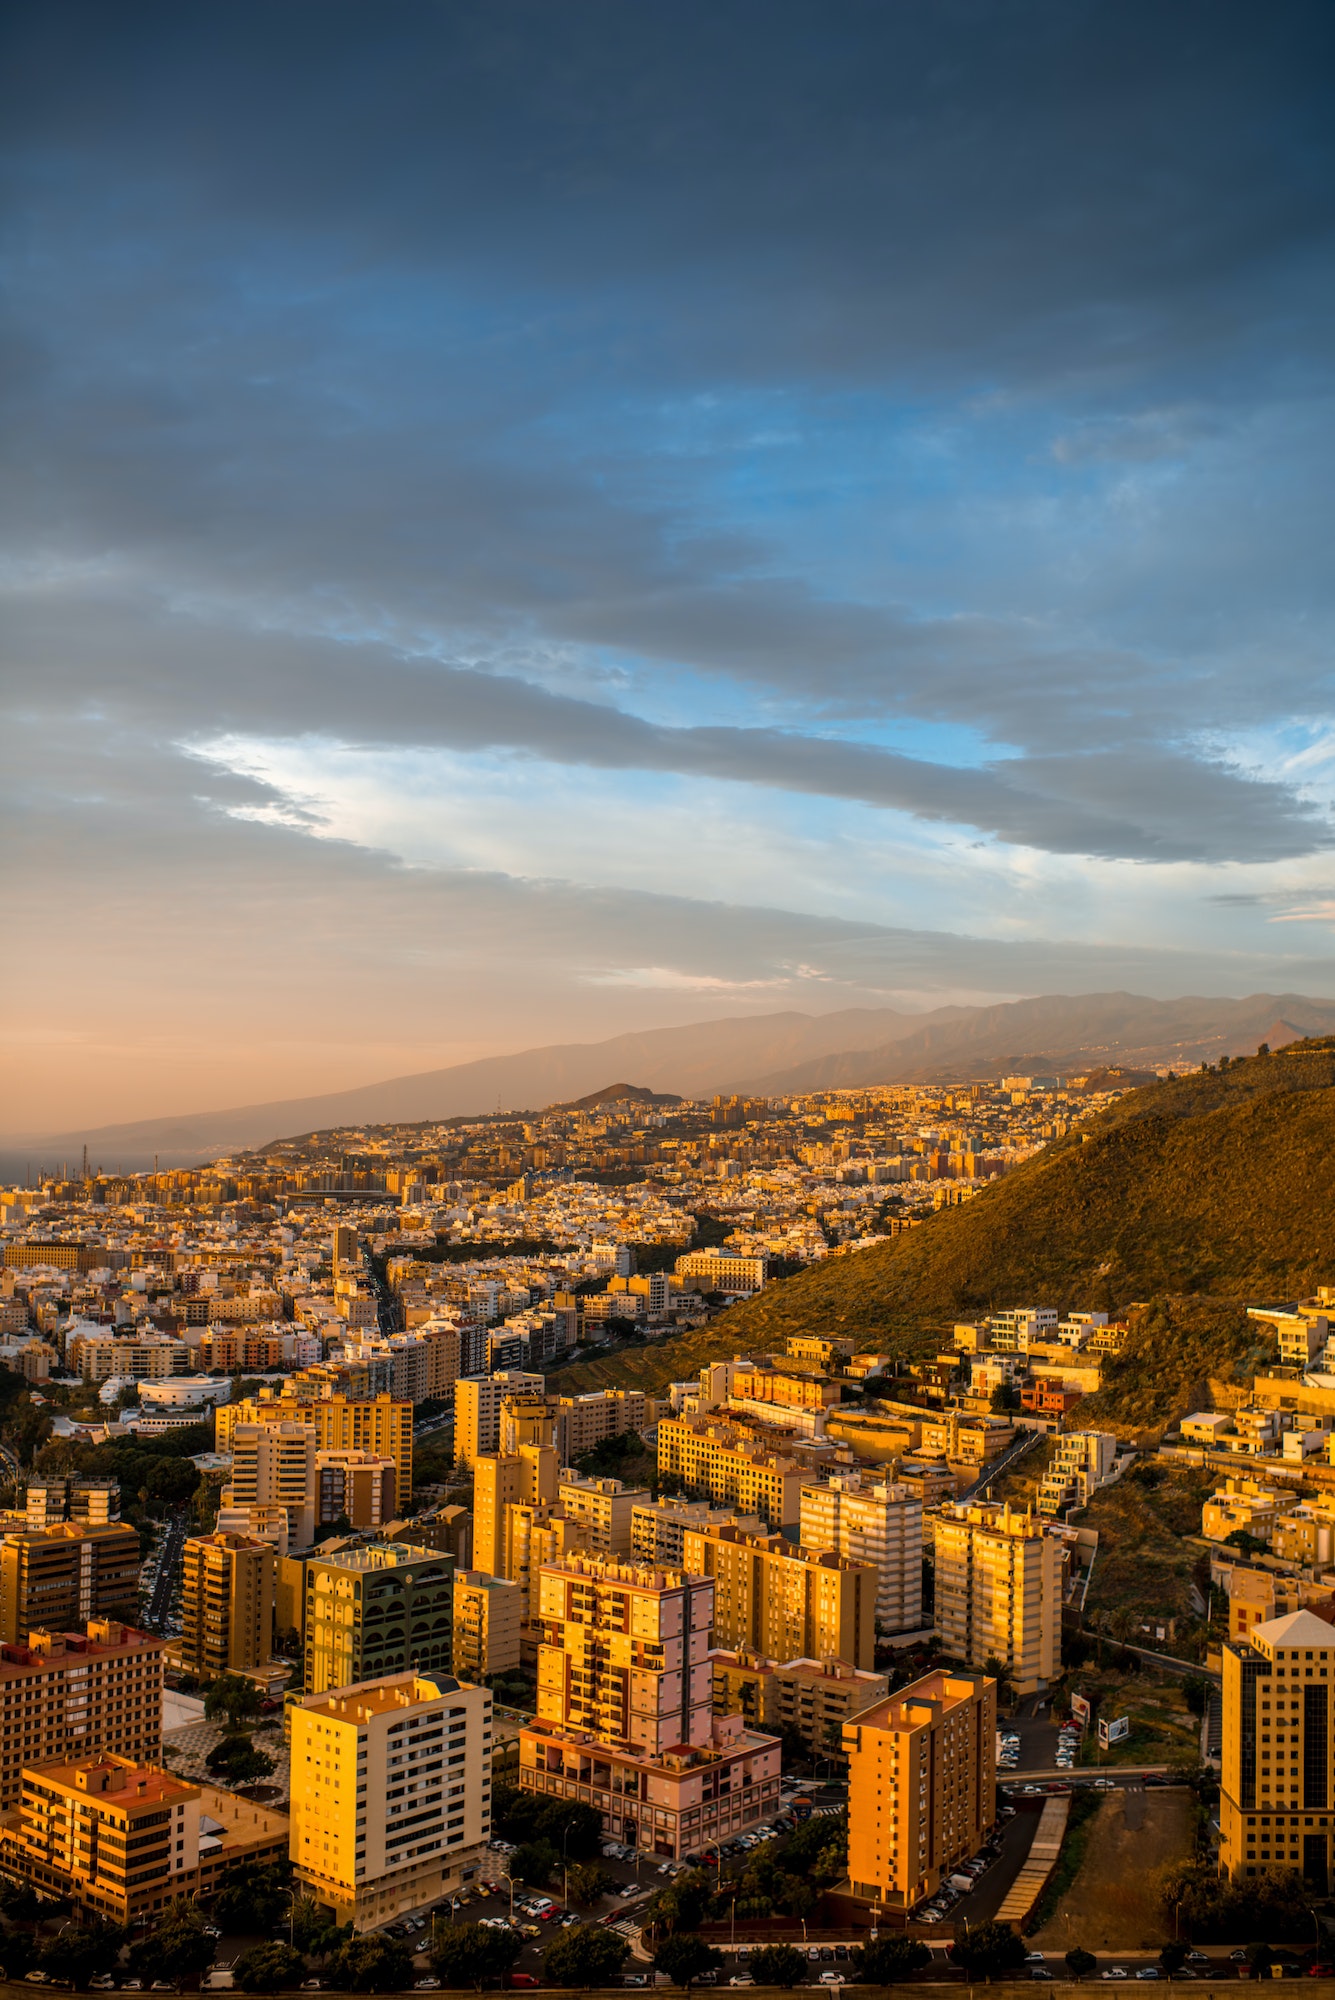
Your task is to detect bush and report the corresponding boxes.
[329,1931,415,1993]
[652,1935,725,1989]
[1160,1861,1315,1944]
[953,1920,1027,1982]
[1065,1948,1097,1981]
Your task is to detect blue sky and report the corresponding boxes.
[5,0,1335,1127]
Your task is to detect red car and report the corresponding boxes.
[508,1977,542,1989]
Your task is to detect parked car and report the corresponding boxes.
[508,1979,542,1991]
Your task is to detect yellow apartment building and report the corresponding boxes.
[681,1523,876,1671]
[933,1501,1060,1694]
[656,1417,805,1531]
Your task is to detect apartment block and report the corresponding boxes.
[175,1532,277,1681]
[656,1417,805,1531]
[0,1524,142,1646]
[709,1647,889,1760]
[1226,1566,1335,1643]
[1220,1609,1335,1888]
[844,1670,997,1911]
[217,1389,414,1512]
[554,1472,647,1561]
[553,1390,649,1464]
[473,1445,558,1577]
[303,1542,455,1696]
[453,1571,522,1679]
[630,1498,766,1570]
[729,1364,840,1413]
[3,1753,287,1923]
[24,1478,120,1531]
[799,1472,923,1634]
[452,1373,544,1469]
[933,1501,1061,1694]
[673,1251,768,1294]
[0,1621,163,1808]
[226,1419,318,1548]
[290,1672,492,1930]
[316,1451,398,1533]
[681,1523,876,1670]
[1037,1431,1119,1516]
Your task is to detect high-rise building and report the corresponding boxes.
[315,1451,398,1533]
[498,1391,557,1456]
[226,1420,318,1549]
[290,1671,492,1930]
[552,1390,649,1464]
[217,1389,414,1512]
[303,1543,455,1695]
[553,1472,646,1562]
[0,1524,141,1645]
[1219,1608,1335,1887]
[453,1572,522,1679]
[656,1418,805,1531]
[681,1524,876,1670]
[176,1532,277,1681]
[24,1478,120,1531]
[452,1373,544,1468]
[844,1669,997,1912]
[518,1553,782,1859]
[709,1649,889,1762]
[332,1225,359,1271]
[630,1498,767,1570]
[932,1501,1061,1694]
[799,1472,922,1635]
[473,1446,558,1577]
[0,1621,163,1808]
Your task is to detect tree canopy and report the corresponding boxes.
[652,1936,725,1990]
[429,1922,523,1991]
[748,1945,808,1988]
[541,1924,631,1989]
[234,1942,308,1993]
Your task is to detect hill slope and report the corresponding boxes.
[553,1039,1335,1398]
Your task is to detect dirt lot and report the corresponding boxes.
[1028,1785,1197,1952]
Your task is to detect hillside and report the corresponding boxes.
[552,1039,1335,1401]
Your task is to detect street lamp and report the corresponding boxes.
[562,1823,573,1913]
[498,1870,517,1924]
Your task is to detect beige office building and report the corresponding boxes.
[554,1472,646,1561]
[226,1420,318,1548]
[0,1620,164,1809]
[452,1373,544,1469]
[1219,1608,1335,1888]
[290,1671,492,1930]
[933,1501,1061,1694]
[473,1445,558,1577]
[630,1497,766,1569]
[0,1524,142,1646]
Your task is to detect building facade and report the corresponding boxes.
[1219,1608,1335,1888]
[0,1621,163,1808]
[798,1473,923,1634]
[176,1531,277,1681]
[932,1501,1061,1694]
[453,1572,522,1679]
[681,1524,876,1671]
[0,1524,142,1646]
[656,1418,805,1531]
[303,1543,455,1696]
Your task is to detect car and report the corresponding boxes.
[1031,1972,1054,1982]
[1304,1966,1335,1979]
[121,1985,143,1993]
[618,1886,639,1899]
[1135,1972,1162,1982]
[819,1976,844,1987]
[920,1912,943,1924]
[509,1979,542,1990]
[807,1949,821,1961]
[621,1978,650,1989]
[1100,1973,1129,1982]
[1026,1956,1047,1965]
[24,1977,51,1987]
[729,1980,753,1989]
[301,1984,325,1992]
[1229,1951,1251,1964]
[413,1982,442,1991]
[152,1985,174,1992]
[835,1948,849,1961]
[559,1915,579,1929]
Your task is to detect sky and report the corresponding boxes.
[5,0,1335,1133]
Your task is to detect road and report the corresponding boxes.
[143,1511,190,1632]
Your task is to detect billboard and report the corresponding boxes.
[1070,1693,1091,1726]
[1098,1715,1130,1748]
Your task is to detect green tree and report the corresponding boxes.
[748,1944,809,1987]
[850,1936,929,1983]
[1160,1942,1189,1975]
[1181,1677,1211,1719]
[429,1922,523,1992]
[653,1935,724,1989]
[533,1799,604,1860]
[512,1838,557,1886]
[207,1735,277,1784]
[954,1921,1028,1983]
[205,1673,264,1732]
[233,1942,308,1993]
[566,1862,611,1906]
[214,1859,293,1934]
[1247,1944,1275,1974]
[130,1905,217,1989]
[541,1924,631,1989]
[39,1919,128,1991]
[290,1900,349,1961]
[643,1868,713,1937]
[1065,1948,1097,1981]
[329,1930,415,1993]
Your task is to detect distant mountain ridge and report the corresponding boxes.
[6,988,1335,1174]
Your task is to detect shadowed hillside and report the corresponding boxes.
[552,1039,1335,1398]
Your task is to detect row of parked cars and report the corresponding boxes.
[914,1811,1015,1925]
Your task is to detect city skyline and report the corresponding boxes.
[6,1,1335,1131]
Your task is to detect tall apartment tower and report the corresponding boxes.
[226,1420,318,1549]
[452,1373,544,1469]
[681,1523,877,1670]
[1219,1608,1335,1888]
[799,1473,923,1635]
[303,1542,455,1695]
[535,1555,714,1756]
[0,1524,141,1645]
[844,1669,997,1912]
[332,1225,359,1271]
[932,1501,1061,1694]
[453,1572,522,1678]
[217,1390,414,1512]
[290,1672,492,1931]
[0,1621,164,1808]
[473,1446,559,1577]
[177,1532,277,1680]
[24,1478,120,1530]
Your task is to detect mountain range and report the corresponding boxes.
[6,988,1335,1173]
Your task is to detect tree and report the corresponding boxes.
[512,1838,557,1886]
[214,1860,293,1934]
[205,1674,264,1732]
[1160,1942,1189,1975]
[207,1735,277,1784]
[642,1869,713,1938]
[130,1906,217,1989]
[954,1921,1028,1983]
[233,1942,308,1993]
[329,1930,415,1993]
[850,1937,929,1983]
[653,1936,725,1990]
[542,1924,631,1989]
[40,1920,129,1991]
[566,1862,610,1906]
[1065,1948,1097,1981]
[429,1922,523,1992]
[532,1798,603,1860]
[749,1944,811,1988]
[290,1900,349,1961]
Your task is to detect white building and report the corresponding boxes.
[798,1471,923,1634]
[1037,1431,1118,1516]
